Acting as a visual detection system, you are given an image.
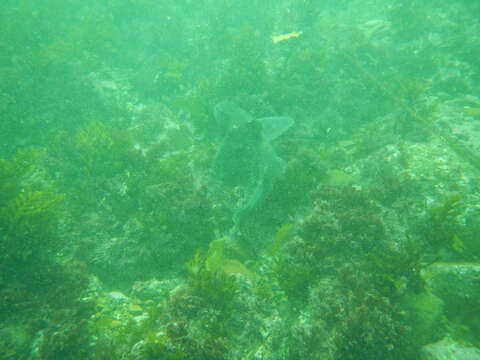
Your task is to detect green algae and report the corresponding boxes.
[2,1,480,359]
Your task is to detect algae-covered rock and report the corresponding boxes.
[401,291,445,347]
[422,262,480,307]
[422,338,480,360]
[131,279,180,302]
[0,325,32,359]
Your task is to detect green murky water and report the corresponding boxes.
[1,1,480,359]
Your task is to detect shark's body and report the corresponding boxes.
[213,101,294,225]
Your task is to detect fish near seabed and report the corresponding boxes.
[213,101,294,223]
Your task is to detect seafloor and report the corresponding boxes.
[1,1,480,359]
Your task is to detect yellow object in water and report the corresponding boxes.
[203,237,256,280]
[221,259,255,280]
[451,234,465,253]
[464,107,480,117]
[326,169,354,186]
[270,223,293,256]
[271,31,303,44]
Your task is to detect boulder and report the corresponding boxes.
[422,262,480,307]
[422,338,480,360]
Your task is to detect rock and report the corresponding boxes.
[422,262,480,307]
[422,338,480,360]
[401,291,445,347]
[107,291,129,303]
[131,279,180,301]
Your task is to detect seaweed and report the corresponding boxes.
[422,193,465,252]
[74,120,117,175]
[0,150,65,270]
[217,25,268,98]
[133,332,188,360]
[185,242,238,312]
[0,149,91,328]
[273,251,315,305]
[2,190,64,241]
[0,149,43,206]
[267,46,332,117]
[171,77,218,136]
[269,223,293,256]
[0,188,66,286]
[323,268,413,360]
[365,238,426,296]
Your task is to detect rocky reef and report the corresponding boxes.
[2,0,480,359]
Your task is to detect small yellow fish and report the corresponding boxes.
[464,107,480,117]
[271,31,303,44]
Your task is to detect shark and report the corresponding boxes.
[213,101,294,225]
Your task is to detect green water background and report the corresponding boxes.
[1,0,480,359]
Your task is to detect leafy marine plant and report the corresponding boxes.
[299,185,386,262]
[65,119,146,220]
[74,120,125,176]
[185,239,239,312]
[261,151,326,223]
[216,25,268,99]
[386,2,430,42]
[133,239,247,360]
[2,190,65,259]
[273,248,315,305]
[171,77,219,137]
[0,149,45,203]
[364,238,425,296]
[0,150,65,269]
[0,149,88,324]
[268,46,332,117]
[320,267,413,360]
[420,193,465,255]
[137,150,216,271]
